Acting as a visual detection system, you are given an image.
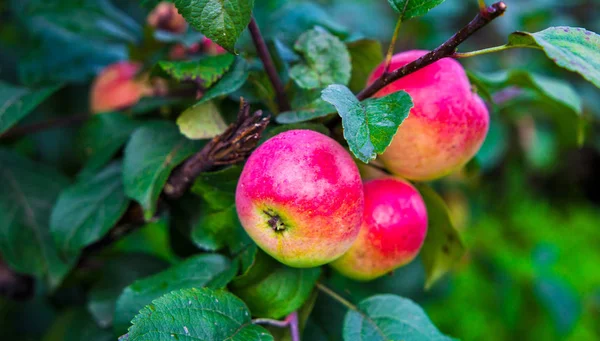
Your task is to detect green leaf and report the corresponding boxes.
[290,29,351,90]
[261,123,330,144]
[0,149,72,288]
[77,113,139,179]
[321,84,413,163]
[114,253,237,335]
[173,0,255,53]
[387,0,446,20]
[113,216,177,263]
[191,206,237,251]
[191,166,242,210]
[177,101,228,140]
[415,184,465,290]
[276,99,335,124]
[347,39,383,93]
[156,54,235,87]
[123,122,203,220]
[343,294,453,341]
[0,82,61,134]
[44,309,112,341]
[507,27,600,88]
[230,251,321,319]
[87,254,169,328]
[474,70,583,115]
[50,162,129,258]
[122,288,273,341]
[14,0,141,85]
[196,57,249,104]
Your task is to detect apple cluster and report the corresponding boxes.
[236,52,489,281]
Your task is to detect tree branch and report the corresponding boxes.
[357,1,507,100]
[248,17,291,113]
[0,114,89,140]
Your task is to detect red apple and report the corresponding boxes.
[90,62,151,114]
[368,50,489,180]
[147,2,187,34]
[331,177,428,281]
[201,37,227,55]
[236,130,364,267]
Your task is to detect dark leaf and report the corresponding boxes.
[0,82,61,134]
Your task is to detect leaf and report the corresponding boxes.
[76,113,139,179]
[173,0,255,53]
[191,166,242,210]
[14,0,141,85]
[0,82,61,134]
[387,0,446,20]
[260,123,330,144]
[191,206,238,251]
[230,251,321,319]
[44,309,113,341]
[534,276,581,336]
[177,101,228,140]
[114,253,237,335]
[0,149,72,288]
[50,162,130,258]
[415,184,465,290]
[113,216,177,263]
[474,70,583,115]
[156,54,235,87]
[122,288,273,341]
[196,57,249,104]
[123,122,203,219]
[276,99,335,124]
[290,29,351,90]
[87,254,169,328]
[321,84,413,163]
[507,27,600,88]
[343,294,454,341]
[347,39,383,93]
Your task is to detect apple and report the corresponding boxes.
[236,130,364,268]
[331,177,428,281]
[147,2,187,34]
[368,50,489,180]
[201,37,227,55]
[89,62,152,114]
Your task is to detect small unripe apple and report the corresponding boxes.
[90,62,152,114]
[147,2,187,34]
[368,50,489,180]
[331,177,428,281]
[236,130,364,268]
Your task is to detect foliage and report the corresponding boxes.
[0,0,599,340]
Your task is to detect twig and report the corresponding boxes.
[164,100,269,199]
[0,114,89,140]
[252,312,300,341]
[315,282,358,311]
[248,17,291,113]
[357,1,507,100]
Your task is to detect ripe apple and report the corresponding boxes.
[368,50,489,180]
[331,177,428,281]
[89,62,152,114]
[201,37,227,55]
[236,130,364,268]
[147,2,187,34]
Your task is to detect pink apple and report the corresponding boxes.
[236,130,364,268]
[201,37,227,55]
[331,177,428,281]
[90,62,152,114]
[147,2,187,34]
[368,50,489,180]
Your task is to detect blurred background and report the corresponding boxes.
[1,0,599,340]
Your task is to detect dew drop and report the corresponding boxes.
[184,326,189,335]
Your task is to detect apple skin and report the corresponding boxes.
[201,37,227,55]
[368,50,489,181]
[147,2,187,34]
[90,62,151,114]
[236,130,364,268]
[331,177,428,281]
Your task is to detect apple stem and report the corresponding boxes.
[383,16,404,75]
[316,282,358,311]
[248,17,292,113]
[252,312,300,341]
[357,1,507,100]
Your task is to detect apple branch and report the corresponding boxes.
[248,18,291,113]
[253,312,300,341]
[357,1,507,100]
[0,113,89,140]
